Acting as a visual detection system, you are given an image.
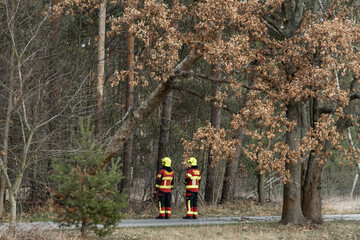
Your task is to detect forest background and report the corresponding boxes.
[0,0,360,227]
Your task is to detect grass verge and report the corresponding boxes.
[108,221,360,240]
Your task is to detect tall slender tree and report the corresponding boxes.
[0,0,15,218]
[220,66,257,204]
[204,64,222,204]
[157,93,172,171]
[95,0,107,138]
[121,28,135,194]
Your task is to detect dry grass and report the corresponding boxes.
[109,221,360,240]
[104,198,360,240]
[0,226,80,240]
[125,199,282,220]
[323,197,360,214]
[123,196,360,219]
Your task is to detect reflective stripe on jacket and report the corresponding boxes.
[184,168,201,192]
[155,168,174,193]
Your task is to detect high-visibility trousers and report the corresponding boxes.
[158,191,172,217]
[185,191,198,217]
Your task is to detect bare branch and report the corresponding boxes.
[261,16,285,39]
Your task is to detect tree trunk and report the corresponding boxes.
[302,98,323,223]
[220,152,238,204]
[281,100,306,225]
[349,128,360,199]
[204,152,218,204]
[44,0,61,192]
[157,93,172,171]
[120,30,135,194]
[204,64,221,204]
[257,172,266,205]
[95,0,106,137]
[8,190,16,223]
[220,68,256,204]
[81,221,87,239]
[302,152,324,223]
[350,169,359,200]
[156,0,177,172]
[100,50,202,172]
[220,129,243,204]
[0,0,15,217]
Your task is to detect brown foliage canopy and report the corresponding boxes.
[50,0,360,179]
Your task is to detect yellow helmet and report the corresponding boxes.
[187,157,197,166]
[162,157,172,167]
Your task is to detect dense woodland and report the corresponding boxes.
[0,0,360,226]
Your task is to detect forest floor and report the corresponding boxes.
[323,197,360,214]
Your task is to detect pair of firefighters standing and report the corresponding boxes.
[154,157,201,219]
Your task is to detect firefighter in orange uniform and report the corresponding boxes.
[154,157,174,219]
[183,157,201,219]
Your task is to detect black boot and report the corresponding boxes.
[156,216,165,219]
[183,216,193,219]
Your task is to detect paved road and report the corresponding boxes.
[1,214,360,230]
[116,214,360,228]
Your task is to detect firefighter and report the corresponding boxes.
[154,157,174,219]
[183,157,201,219]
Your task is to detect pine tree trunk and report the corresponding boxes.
[157,93,172,171]
[220,129,244,204]
[204,153,218,204]
[281,100,306,225]
[156,0,177,171]
[121,30,135,194]
[95,0,106,137]
[220,155,238,204]
[81,221,87,239]
[204,64,221,204]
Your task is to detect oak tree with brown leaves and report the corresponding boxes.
[49,0,360,226]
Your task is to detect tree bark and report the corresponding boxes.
[0,0,15,218]
[302,152,324,223]
[302,98,323,223]
[350,169,359,199]
[257,172,266,205]
[157,93,172,172]
[281,100,306,225]
[120,29,135,194]
[95,0,106,137]
[220,143,239,203]
[204,64,221,204]
[8,190,16,223]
